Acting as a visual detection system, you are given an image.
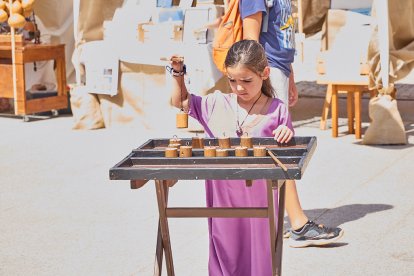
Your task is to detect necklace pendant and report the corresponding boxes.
[236,127,243,137]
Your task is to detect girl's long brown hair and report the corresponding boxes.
[224,40,276,98]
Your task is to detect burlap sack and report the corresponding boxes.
[363,87,406,145]
[70,85,105,130]
[368,0,414,89]
[301,0,330,35]
[97,62,173,129]
[77,0,123,43]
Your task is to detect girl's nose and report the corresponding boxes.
[236,84,244,91]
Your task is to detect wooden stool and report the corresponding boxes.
[317,75,376,139]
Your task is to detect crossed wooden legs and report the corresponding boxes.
[152,179,287,276]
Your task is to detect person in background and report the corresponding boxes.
[240,0,344,247]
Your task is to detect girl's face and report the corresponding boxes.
[226,65,269,103]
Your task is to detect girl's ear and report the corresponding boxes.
[261,66,270,80]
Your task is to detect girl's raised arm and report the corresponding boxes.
[166,56,190,111]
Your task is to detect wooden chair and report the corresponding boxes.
[317,75,377,139]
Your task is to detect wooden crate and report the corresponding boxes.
[0,34,25,46]
[0,62,14,98]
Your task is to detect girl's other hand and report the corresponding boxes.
[272,125,293,143]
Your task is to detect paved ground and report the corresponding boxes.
[1,89,414,275]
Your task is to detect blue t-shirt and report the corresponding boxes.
[240,0,295,77]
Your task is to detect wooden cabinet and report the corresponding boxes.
[0,43,67,116]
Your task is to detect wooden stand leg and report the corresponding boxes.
[320,84,333,130]
[267,180,278,276]
[275,180,286,276]
[354,91,362,139]
[331,85,339,137]
[347,92,355,134]
[55,52,67,97]
[15,58,26,115]
[154,222,164,276]
[155,180,175,276]
[154,184,170,276]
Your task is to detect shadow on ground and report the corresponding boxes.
[284,203,393,229]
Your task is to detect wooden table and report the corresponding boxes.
[317,74,376,139]
[0,43,67,118]
[110,137,317,276]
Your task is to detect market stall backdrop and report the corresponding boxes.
[33,0,75,85]
[70,0,228,130]
[20,0,414,133]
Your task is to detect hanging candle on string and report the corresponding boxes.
[175,58,188,128]
[176,108,188,128]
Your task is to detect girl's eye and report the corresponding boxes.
[228,79,236,82]
[243,80,252,83]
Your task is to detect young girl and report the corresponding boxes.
[168,40,293,275]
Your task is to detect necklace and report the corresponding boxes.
[236,93,262,137]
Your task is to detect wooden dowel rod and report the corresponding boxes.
[160,56,184,62]
[267,150,288,172]
[9,0,18,115]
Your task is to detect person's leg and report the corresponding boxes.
[270,67,344,247]
[284,180,308,230]
[269,68,308,229]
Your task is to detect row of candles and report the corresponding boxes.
[165,136,267,158]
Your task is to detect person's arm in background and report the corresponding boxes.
[242,11,262,41]
[289,65,298,107]
[242,2,298,107]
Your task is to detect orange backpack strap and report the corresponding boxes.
[212,0,242,74]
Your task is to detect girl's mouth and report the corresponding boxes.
[237,92,248,96]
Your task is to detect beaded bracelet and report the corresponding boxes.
[165,65,186,77]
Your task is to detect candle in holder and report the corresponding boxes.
[240,136,253,148]
[216,148,228,157]
[176,111,188,128]
[235,146,248,157]
[179,145,192,157]
[204,146,217,157]
[192,136,204,149]
[218,135,231,149]
[169,136,182,145]
[253,145,266,157]
[165,147,178,158]
[168,143,181,149]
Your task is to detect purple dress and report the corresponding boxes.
[188,91,293,276]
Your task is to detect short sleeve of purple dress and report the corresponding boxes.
[188,91,293,276]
